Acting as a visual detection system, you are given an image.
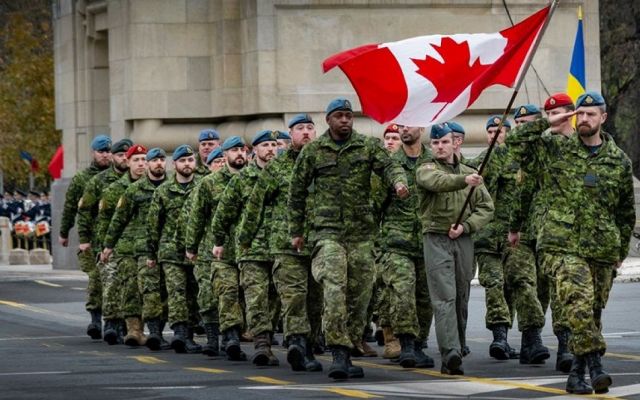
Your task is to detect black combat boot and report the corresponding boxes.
[555,329,573,373]
[585,352,612,394]
[347,354,364,378]
[171,323,188,353]
[146,319,163,351]
[489,324,509,360]
[328,346,349,379]
[414,340,435,368]
[87,310,102,340]
[185,326,203,354]
[223,326,246,361]
[520,328,550,364]
[286,335,307,371]
[566,355,593,395]
[103,319,118,345]
[252,333,276,366]
[304,340,323,372]
[159,320,172,350]
[116,319,127,344]
[202,323,220,356]
[441,349,464,375]
[397,334,417,368]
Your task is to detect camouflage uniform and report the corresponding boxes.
[506,118,636,355]
[104,174,167,321]
[147,175,201,328]
[288,130,407,348]
[378,144,434,341]
[59,162,109,312]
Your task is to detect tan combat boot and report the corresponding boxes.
[382,326,401,359]
[124,317,147,347]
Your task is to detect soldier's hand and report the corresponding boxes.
[508,231,520,247]
[394,183,410,199]
[614,260,622,270]
[548,110,576,127]
[448,224,464,240]
[292,237,304,253]
[59,237,69,247]
[186,251,197,262]
[212,246,224,260]
[101,248,113,262]
[464,173,483,187]
[78,242,91,252]
[146,259,156,269]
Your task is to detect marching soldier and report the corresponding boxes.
[196,129,221,176]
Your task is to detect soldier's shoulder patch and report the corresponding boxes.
[98,199,105,211]
[516,168,524,184]
[77,197,84,208]
[116,197,124,208]
[423,162,436,170]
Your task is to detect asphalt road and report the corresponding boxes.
[1,277,640,400]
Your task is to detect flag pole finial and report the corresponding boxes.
[578,5,583,20]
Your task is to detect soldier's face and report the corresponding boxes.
[175,155,196,177]
[93,150,111,167]
[128,154,147,178]
[384,132,402,152]
[452,133,464,150]
[147,157,166,178]
[290,123,316,149]
[225,147,247,169]
[400,126,423,146]
[198,140,220,161]
[209,158,225,172]
[326,110,353,138]
[277,139,291,152]
[255,141,277,163]
[576,106,607,137]
[486,127,507,145]
[112,152,128,171]
[431,133,455,162]
[514,114,540,126]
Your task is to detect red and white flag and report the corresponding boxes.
[322,5,550,127]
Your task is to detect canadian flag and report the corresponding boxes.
[322,5,550,127]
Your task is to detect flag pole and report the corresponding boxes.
[453,0,559,229]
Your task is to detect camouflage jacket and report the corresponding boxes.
[59,162,109,238]
[379,144,433,258]
[506,118,636,263]
[416,156,494,235]
[95,173,139,252]
[185,164,236,263]
[104,174,166,256]
[288,130,408,243]
[147,175,200,264]
[211,162,268,262]
[77,166,125,246]
[195,162,210,178]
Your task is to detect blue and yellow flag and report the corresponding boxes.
[566,6,585,103]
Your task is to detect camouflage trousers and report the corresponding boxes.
[311,239,374,348]
[477,252,512,329]
[78,248,101,311]
[379,252,420,338]
[424,233,474,356]
[545,253,614,355]
[163,263,199,328]
[538,252,567,334]
[239,260,280,336]
[194,259,218,324]
[100,258,123,320]
[272,254,323,342]
[502,244,545,331]
[140,259,168,321]
[212,261,243,332]
[119,256,143,319]
[367,261,390,329]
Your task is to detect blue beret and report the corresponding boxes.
[447,121,465,135]
[91,135,111,151]
[576,91,606,108]
[288,113,314,128]
[172,144,195,161]
[111,138,133,154]
[206,148,223,165]
[252,130,279,146]
[199,129,220,142]
[430,123,453,139]
[486,115,511,130]
[277,131,291,140]
[146,147,166,161]
[221,135,245,151]
[326,98,353,115]
[513,104,541,119]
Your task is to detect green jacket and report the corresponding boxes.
[59,162,109,238]
[506,118,636,263]
[103,174,164,256]
[379,144,433,258]
[416,156,494,235]
[77,166,125,246]
[146,174,200,264]
[95,173,139,252]
[288,130,408,243]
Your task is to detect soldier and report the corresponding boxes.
[543,93,575,137]
[383,124,402,153]
[58,135,111,339]
[288,98,409,380]
[506,92,636,395]
[187,136,248,360]
[212,130,279,366]
[416,123,494,375]
[147,145,203,354]
[513,104,542,126]
[77,138,132,343]
[237,113,323,372]
[206,148,225,173]
[378,125,435,369]
[104,148,170,351]
[98,145,147,346]
[277,130,292,153]
[196,129,221,176]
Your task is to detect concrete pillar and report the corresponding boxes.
[9,249,29,265]
[51,178,80,270]
[0,217,11,265]
[30,248,52,265]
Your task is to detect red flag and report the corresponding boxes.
[48,145,63,179]
[323,5,550,126]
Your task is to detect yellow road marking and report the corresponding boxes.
[128,355,167,365]
[325,387,382,398]
[185,367,229,374]
[605,352,640,361]
[34,280,63,288]
[246,376,292,385]
[0,300,84,321]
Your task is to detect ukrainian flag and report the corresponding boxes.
[566,6,586,103]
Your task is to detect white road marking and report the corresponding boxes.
[0,371,70,376]
[34,280,63,288]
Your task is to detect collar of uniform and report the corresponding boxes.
[397,143,430,166]
[318,129,364,151]
[168,175,195,193]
